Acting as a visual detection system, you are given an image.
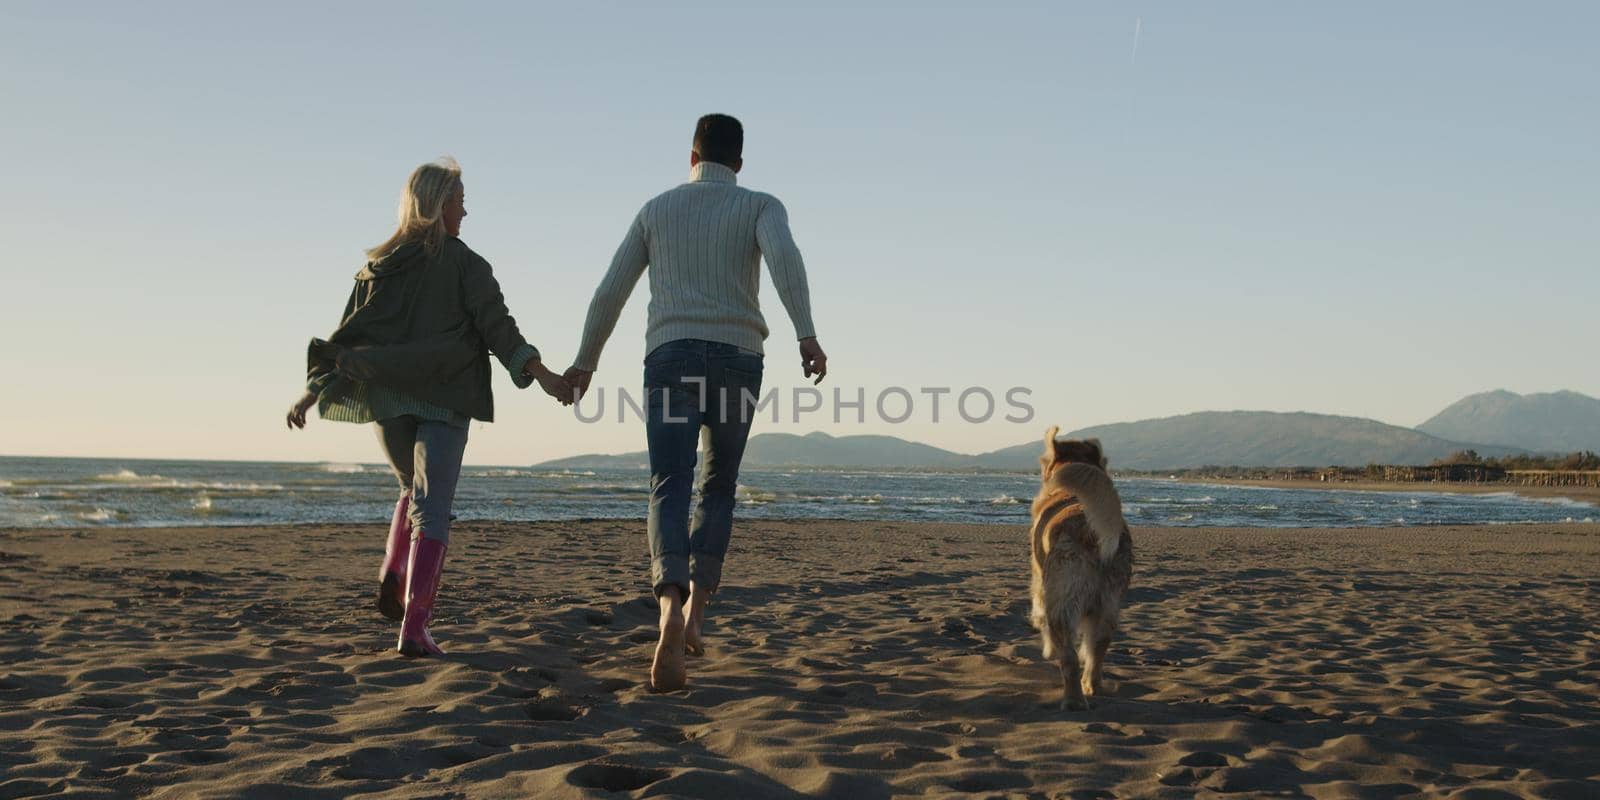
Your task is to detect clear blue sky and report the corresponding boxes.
[2,1,1595,465]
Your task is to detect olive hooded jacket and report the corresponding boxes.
[305,238,539,423]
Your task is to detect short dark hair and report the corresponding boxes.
[693,114,743,167]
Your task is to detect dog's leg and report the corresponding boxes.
[1052,618,1087,711]
[1078,612,1100,698]
[1088,604,1120,697]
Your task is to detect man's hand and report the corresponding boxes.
[523,358,574,406]
[537,372,573,406]
[563,366,594,402]
[799,337,828,385]
[286,390,317,430]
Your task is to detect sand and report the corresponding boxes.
[1,519,1596,799]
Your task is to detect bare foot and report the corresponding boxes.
[684,587,709,657]
[651,604,687,692]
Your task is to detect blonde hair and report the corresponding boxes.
[366,157,462,261]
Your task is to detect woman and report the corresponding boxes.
[287,157,569,657]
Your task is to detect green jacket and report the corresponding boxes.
[306,238,539,423]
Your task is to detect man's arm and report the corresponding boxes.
[754,196,817,341]
[572,214,650,373]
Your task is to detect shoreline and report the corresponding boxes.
[1173,475,1600,505]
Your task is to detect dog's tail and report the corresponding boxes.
[1046,462,1126,562]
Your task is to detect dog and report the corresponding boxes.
[1029,426,1134,710]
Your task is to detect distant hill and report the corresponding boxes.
[536,431,971,470]
[974,411,1525,471]
[1417,390,1600,453]
[740,432,973,468]
[537,412,1525,472]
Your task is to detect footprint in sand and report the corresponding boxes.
[566,761,670,792]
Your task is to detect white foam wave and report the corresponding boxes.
[98,469,162,482]
[1479,491,1596,509]
[737,486,777,504]
[78,507,123,523]
[989,494,1025,505]
[319,463,367,474]
[71,478,284,493]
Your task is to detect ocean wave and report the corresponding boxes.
[192,494,214,512]
[840,494,883,504]
[738,486,777,504]
[989,494,1025,505]
[1479,491,1596,509]
[59,479,286,494]
[469,468,535,478]
[98,469,161,482]
[78,507,125,523]
[319,463,368,474]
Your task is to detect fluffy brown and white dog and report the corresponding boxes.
[1029,426,1134,710]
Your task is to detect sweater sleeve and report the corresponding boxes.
[572,212,650,371]
[754,196,817,340]
[460,251,538,389]
[306,286,360,394]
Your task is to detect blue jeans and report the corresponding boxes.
[644,339,764,598]
[375,416,469,544]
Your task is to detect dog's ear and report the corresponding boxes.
[1084,437,1107,469]
[1042,425,1060,458]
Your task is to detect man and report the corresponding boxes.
[566,114,826,691]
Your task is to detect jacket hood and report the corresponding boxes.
[355,241,427,281]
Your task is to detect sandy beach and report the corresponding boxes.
[2,519,1596,799]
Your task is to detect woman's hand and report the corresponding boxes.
[523,358,574,406]
[537,371,574,406]
[286,391,317,429]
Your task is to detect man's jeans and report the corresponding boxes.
[644,339,764,599]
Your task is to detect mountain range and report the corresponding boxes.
[1417,390,1600,453]
[536,390,1597,472]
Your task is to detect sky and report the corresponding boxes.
[2,1,1595,466]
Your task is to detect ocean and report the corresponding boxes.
[1,456,1593,530]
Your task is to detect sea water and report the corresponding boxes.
[1,457,1593,530]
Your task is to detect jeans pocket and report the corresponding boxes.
[723,366,763,394]
[644,360,691,388]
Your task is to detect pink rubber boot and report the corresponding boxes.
[376,492,412,621]
[397,535,448,657]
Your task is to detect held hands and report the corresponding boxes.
[285,391,317,430]
[562,366,594,402]
[524,359,574,406]
[800,337,828,385]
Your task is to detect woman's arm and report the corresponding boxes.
[286,390,317,429]
[459,251,539,389]
[520,357,573,406]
